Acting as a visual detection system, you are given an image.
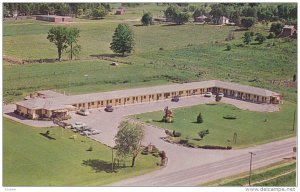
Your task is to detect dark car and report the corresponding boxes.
[171,96,180,102]
[104,105,114,112]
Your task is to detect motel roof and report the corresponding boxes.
[16,80,280,109]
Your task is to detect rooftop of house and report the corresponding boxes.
[197,15,207,19]
[16,80,280,110]
[283,25,295,29]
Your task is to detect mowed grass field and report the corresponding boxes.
[3,4,297,103]
[3,118,160,186]
[132,101,296,148]
[203,160,296,186]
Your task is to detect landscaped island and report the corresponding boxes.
[133,101,296,148]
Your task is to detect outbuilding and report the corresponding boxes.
[36,15,73,23]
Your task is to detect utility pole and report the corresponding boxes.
[248,152,256,186]
[111,147,114,172]
[292,109,296,131]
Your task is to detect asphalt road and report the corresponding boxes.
[110,137,296,186]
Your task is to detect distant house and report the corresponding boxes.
[279,25,297,38]
[115,8,126,15]
[36,15,73,23]
[195,15,207,23]
[217,16,230,25]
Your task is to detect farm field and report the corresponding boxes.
[3,4,297,104]
[3,118,160,186]
[203,160,296,186]
[132,101,296,148]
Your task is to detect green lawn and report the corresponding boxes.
[3,17,297,103]
[3,118,160,186]
[203,161,296,186]
[132,101,296,148]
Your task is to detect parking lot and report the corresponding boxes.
[64,94,279,147]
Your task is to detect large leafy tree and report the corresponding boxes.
[141,12,153,26]
[47,26,69,61]
[240,17,256,29]
[270,22,284,36]
[66,28,81,60]
[110,24,134,56]
[114,121,144,167]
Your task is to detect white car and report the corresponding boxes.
[204,92,213,97]
[71,122,86,129]
[77,108,90,116]
[90,129,100,135]
[218,93,224,97]
[80,130,91,136]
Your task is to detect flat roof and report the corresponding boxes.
[16,80,280,109]
[37,90,66,98]
[36,15,72,19]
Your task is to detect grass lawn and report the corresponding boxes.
[3,5,297,104]
[202,160,296,186]
[3,118,160,186]
[132,101,296,148]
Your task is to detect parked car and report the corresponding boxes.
[80,125,92,131]
[104,105,114,112]
[204,92,213,97]
[171,96,180,102]
[90,129,100,135]
[71,122,86,129]
[76,108,89,116]
[80,130,91,136]
[218,93,224,97]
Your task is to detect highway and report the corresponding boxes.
[110,137,296,186]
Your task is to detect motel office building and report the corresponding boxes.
[15,80,281,119]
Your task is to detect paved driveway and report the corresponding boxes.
[65,95,279,147]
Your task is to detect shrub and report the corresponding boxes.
[173,131,181,137]
[223,115,237,119]
[226,44,231,51]
[267,32,276,39]
[87,146,93,151]
[198,145,232,150]
[197,113,203,123]
[141,150,149,155]
[179,139,189,144]
[255,33,267,44]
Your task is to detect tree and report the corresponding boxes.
[141,12,153,26]
[110,24,134,56]
[174,12,190,24]
[114,121,144,167]
[243,32,252,44]
[164,5,179,21]
[255,33,266,44]
[197,113,203,123]
[91,5,107,18]
[240,17,256,29]
[47,26,68,61]
[270,22,284,36]
[66,28,80,60]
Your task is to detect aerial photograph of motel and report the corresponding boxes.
[2,2,298,191]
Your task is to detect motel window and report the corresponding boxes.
[98,101,100,105]
[79,104,81,107]
[119,99,121,102]
[92,102,94,105]
[101,101,103,105]
[110,100,112,103]
[127,98,130,101]
[144,96,146,99]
